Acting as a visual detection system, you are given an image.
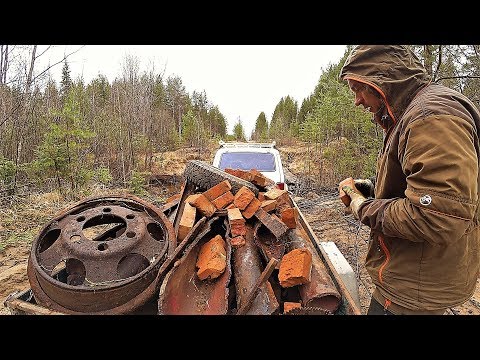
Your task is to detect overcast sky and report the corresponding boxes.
[42,45,347,137]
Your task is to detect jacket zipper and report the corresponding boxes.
[377,234,390,284]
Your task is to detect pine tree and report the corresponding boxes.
[252,112,268,141]
[60,61,72,101]
[233,118,246,141]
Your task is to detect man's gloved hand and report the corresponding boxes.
[338,177,367,219]
[342,185,366,219]
[353,178,375,198]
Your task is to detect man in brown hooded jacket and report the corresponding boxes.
[338,45,480,315]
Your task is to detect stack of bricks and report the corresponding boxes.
[203,180,234,209]
[224,168,275,189]
[159,165,342,315]
[174,173,306,284]
[175,178,302,250]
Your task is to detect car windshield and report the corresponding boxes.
[219,152,276,171]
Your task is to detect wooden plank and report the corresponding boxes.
[5,298,65,315]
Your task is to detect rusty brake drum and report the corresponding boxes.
[27,194,175,314]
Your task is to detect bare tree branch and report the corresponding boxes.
[473,45,479,59]
[0,45,85,128]
[0,45,6,84]
[435,75,480,82]
[35,45,52,60]
[433,45,442,81]
[32,45,85,84]
[0,97,23,128]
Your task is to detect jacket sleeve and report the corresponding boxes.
[360,114,478,246]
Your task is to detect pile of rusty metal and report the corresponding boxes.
[21,160,347,315]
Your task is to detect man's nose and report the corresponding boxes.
[354,94,363,107]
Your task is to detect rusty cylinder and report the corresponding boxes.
[232,224,279,315]
[287,228,341,313]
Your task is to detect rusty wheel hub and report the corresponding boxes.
[28,194,174,314]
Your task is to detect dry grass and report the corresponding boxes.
[0,186,167,252]
[0,191,68,251]
[0,146,216,252]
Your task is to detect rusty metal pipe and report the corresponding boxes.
[287,228,341,313]
[232,224,279,315]
[253,222,285,269]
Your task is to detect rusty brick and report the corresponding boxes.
[196,235,227,280]
[264,188,291,212]
[178,202,197,241]
[211,191,234,209]
[258,192,265,202]
[186,194,201,203]
[231,223,247,237]
[226,203,236,209]
[261,199,276,213]
[278,248,312,288]
[227,207,244,223]
[234,186,256,210]
[230,235,246,248]
[188,193,216,218]
[283,302,302,313]
[249,169,275,187]
[203,180,232,201]
[241,197,261,219]
[225,168,240,177]
[225,168,253,182]
[228,208,246,237]
[254,207,288,239]
[281,207,298,229]
[264,188,288,200]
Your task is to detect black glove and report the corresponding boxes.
[354,178,375,198]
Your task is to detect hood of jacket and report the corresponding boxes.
[340,45,431,125]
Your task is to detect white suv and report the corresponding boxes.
[212,141,287,190]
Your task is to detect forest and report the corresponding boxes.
[1,45,480,196]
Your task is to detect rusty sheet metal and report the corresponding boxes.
[253,221,285,269]
[287,228,341,313]
[153,217,208,293]
[232,224,279,315]
[160,197,180,223]
[28,194,175,314]
[158,217,231,315]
